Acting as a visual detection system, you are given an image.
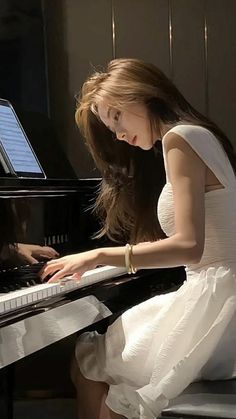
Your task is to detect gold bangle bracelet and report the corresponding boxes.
[125,243,137,274]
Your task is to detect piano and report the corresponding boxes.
[0,172,186,419]
[0,91,186,419]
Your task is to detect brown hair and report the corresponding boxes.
[76,58,236,244]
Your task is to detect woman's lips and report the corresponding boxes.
[130,135,137,146]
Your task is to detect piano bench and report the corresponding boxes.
[161,379,236,418]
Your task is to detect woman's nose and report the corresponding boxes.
[116,132,126,141]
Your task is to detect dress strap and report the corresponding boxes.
[162,124,235,189]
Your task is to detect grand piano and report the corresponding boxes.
[0,142,186,418]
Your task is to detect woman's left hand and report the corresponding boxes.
[40,249,99,283]
[16,243,59,264]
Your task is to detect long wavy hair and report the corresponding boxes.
[75,58,236,244]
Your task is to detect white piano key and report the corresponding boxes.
[0,283,60,314]
[10,300,16,309]
[16,297,22,307]
[0,301,4,314]
[0,265,127,315]
[27,294,32,304]
[73,265,127,287]
[37,290,43,300]
[4,301,10,312]
[22,295,27,306]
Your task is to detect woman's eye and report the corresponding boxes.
[114,111,120,122]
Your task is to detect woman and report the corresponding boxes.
[41,58,236,419]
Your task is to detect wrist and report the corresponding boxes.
[91,248,102,266]
[95,246,126,267]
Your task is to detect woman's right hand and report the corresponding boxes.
[40,249,99,283]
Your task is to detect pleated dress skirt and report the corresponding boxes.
[75,264,236,419]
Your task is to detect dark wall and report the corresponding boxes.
[43,0,236,177]
[1,0,236,177]
[0,0,76,179]
[0,0,48,113]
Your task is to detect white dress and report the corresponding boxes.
[75,125,236,419]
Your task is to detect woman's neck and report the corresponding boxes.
[160,119,192,138]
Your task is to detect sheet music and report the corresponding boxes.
[0,104,42,174]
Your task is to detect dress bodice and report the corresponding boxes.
[157,124,236,272]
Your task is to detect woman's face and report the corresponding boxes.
[97,100,159,150]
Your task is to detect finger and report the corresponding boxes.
[45,246,60,255]
[47,268,68,283]
[40,262,65,280]
[48,250,60,258]
[71,273,82,280]
[38,253,52,260]
[38,252,59,260]
[52,250,60,257]
[41,250,60,258]
[22,254,38,264]
[46,257,64,265]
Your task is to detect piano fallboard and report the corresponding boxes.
[0,295,111,370]
[0,266,185,369]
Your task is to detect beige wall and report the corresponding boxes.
[44,0,236,177]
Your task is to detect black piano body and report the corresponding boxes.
[0,175,186,419]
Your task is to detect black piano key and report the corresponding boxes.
[0,261,46,292]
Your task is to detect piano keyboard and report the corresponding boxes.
[0,265,127,315]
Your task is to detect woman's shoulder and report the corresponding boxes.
[161,123,233,181]
[162,123,218,153]
[163,123,213,141]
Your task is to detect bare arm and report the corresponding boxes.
[99,133,206,268]
[41,133,206,282]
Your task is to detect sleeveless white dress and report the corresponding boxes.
[75,125,236,419]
